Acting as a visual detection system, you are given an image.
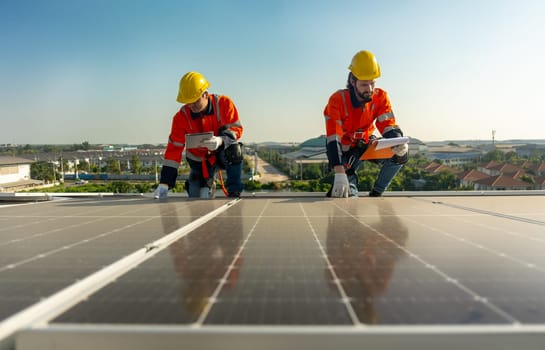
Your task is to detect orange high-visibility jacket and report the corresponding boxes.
[324,88,400,166]
[162,94,243,170]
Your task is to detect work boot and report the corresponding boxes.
[368,189,382,197]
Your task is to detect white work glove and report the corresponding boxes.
[331,173,350,198]
[153,183,169,199]
[391,143,408,157]
[201,136,223,151]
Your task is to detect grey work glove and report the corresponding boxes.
[331,173,350,198]
[153,183,169,199]
[391,143,408,157]
[201,136,223,151]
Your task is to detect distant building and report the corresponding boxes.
[456,169,490,189]
[0,156,43,192]
[515,144,545,158]
[478,162,521,176]
[407,137,427,153]
[524,162,545,176]
[466,160,545,190]
[473,175,531,191]
[422,162,460,174]
[425,145,483,166]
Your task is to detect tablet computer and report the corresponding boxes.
[185,132,214,149]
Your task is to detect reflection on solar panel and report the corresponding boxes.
[1,193,545,350]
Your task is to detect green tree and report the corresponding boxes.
[399,165,422,190]
[505,151,518,163]
[302,163,322,180]
[436,171,457,190]
[422,171,457,190]
[483,149,504,162]
[131,155,142,174]
[106,158,121,174]
[76,160,89,173]
[520,175,535,184]
[356,162,380,191]
[42,145,60,153]
[30,161,55,182]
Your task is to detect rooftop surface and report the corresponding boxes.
[1,192,545,349]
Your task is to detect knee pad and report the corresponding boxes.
[392,152,408,165]
[220,143,243,166]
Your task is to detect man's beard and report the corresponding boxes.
[357,90,372,103]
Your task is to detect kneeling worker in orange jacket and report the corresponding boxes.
[324,50,408,198]
[154,71,244,199]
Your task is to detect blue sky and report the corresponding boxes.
[1,0,544,145]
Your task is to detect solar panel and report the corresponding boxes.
[1,194,545,350]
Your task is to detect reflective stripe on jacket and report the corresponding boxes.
[163,94,243,168]
[323,88,398,166]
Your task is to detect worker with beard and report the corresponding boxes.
[324,50,408,198]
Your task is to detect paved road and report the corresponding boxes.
[253,156,289,182]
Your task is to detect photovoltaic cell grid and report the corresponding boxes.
[1,194,545,350]
[0,197,231,321]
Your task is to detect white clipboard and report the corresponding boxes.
[185,132,213,149]
[360,136,410,160]
[374,136,409,150]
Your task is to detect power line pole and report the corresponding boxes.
[492,130,496,147]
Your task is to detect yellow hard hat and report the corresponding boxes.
[176,71,210,104]
[348,50,381,80]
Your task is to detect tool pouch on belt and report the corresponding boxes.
[344,139,369,170]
